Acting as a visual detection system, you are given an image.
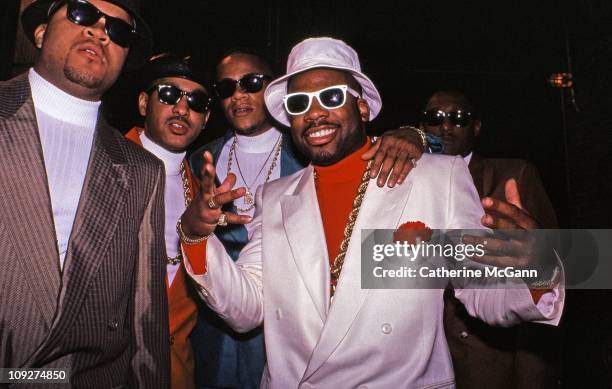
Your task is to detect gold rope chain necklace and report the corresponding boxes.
[228,134,282,213]
[168,160,192,265]
[316,158,374,301]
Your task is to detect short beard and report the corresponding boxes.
[64,64,103,90]
[297,131,367,166]
[309,150,336,166]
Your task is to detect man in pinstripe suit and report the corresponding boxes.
[0,0,170,387]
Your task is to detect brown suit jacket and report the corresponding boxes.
[0,74,170,388]
[445,154,560,389]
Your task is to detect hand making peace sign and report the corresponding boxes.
[180,151,252,240]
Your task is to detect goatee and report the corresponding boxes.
[64,64,103,90]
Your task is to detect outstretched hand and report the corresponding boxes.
[180,151,252,240]
[361,127,424,188]
[463,178,542,269]
[480,178,539,230]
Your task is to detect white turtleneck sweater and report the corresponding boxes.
[29,68,99,271]
[140,132,186,286]
[216,128,282,234]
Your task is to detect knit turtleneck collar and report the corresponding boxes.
[28,68,100,127]
[234,127,282,153]
[141,132,186,176]
[313,138,370,183]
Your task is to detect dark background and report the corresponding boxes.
[2,0,611,386]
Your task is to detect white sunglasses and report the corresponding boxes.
[283,84,361,115]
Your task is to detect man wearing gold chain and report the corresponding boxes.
[187,48,426,389]
[186,48,305,389]
[125,53,212,389]
[179,37,564,388]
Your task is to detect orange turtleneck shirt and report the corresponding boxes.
[314,140,371,268]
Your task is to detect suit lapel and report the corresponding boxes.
[280,166,329,323]
[0,81,61,329]
[303,176,413,380]
[53,118,131,331]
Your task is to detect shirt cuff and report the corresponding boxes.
[532,284,561,313]
[182,241,207,275]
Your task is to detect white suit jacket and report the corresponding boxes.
[186,153,564,389]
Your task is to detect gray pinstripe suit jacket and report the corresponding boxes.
[0,74,170,388]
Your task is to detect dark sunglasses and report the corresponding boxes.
[283,84,360,115]
[149,84,212,113]
[49,0,136,48]
[422,109,473,128]
[213,73,272,99]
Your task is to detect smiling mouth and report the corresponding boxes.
[308,128,336,138]
[304,126,338,146]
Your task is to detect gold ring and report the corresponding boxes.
[217,213,228,226]
[208,197,218,209]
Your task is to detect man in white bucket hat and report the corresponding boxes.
[180,37,564,388]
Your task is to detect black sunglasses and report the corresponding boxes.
[422,109,473,128]
[149,84,212,113]
[49,0,136,48]
[213,73,272,99]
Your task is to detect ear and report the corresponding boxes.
[34,24,47,49]
[138,91,149,117]
[473,119,482,137]
[201,111,211,129]
[357,98,370,122]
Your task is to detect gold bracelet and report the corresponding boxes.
[176,220,210,245]
[399,125,427,151]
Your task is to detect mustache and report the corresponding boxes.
[305,120,338,131]
[166,115,192,128]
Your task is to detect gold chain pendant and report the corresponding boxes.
[168,160,192,265]
[229,133,282,213]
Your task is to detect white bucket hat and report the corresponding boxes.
[264,37,382,127]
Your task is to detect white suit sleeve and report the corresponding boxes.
[182,188,265,333]
[445,156,565,326]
